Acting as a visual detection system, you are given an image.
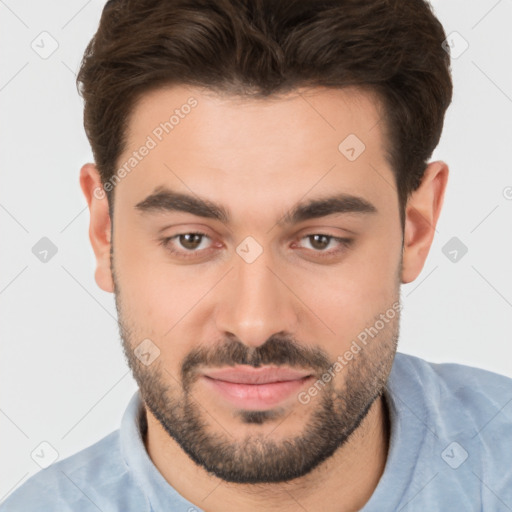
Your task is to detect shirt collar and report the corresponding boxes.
[359,353,426,511]
[120,389,202,511]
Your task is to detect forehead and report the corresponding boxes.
[116,84,396,225]
[126,84,386,153]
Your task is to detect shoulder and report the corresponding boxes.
[392,352,512,417]
[390,352,512,455]
[0,430,146,512]
[368,354,512,510]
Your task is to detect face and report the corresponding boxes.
[104,85,406,483]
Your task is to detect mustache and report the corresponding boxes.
[181,334,332,387]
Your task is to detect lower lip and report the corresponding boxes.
[201,376,313,410]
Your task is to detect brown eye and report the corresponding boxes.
[178,233,205,251]
[308,234,331,251]
[160,232,212,259]
[295,234,353,259]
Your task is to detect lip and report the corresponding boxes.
[200,366,314,410]
[203,366,312,384]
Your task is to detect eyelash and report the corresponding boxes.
[159,232,353,260]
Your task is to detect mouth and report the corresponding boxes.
[200,366,315,410]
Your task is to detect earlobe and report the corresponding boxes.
[79,163,114,293]
[401,161,449,284]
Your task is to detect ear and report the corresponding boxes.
[401,161,449,284]
[79,163,114,293]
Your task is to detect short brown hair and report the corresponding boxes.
[77,0,452,224]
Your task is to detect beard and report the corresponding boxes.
[111,252,399,484]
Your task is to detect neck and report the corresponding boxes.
[144,393,390,512]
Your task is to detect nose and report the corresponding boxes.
[214,246,299,349]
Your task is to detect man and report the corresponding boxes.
[2,0,511,510]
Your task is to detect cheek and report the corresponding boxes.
[113,228,201,334]
[302,234,400,344]
[119,266,204,335]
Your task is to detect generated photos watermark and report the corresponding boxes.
[93,97,198,200]
[297,301,402,405]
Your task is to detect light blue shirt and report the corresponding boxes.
[2,352,512,511]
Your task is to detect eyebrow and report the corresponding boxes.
[134,186,377,226]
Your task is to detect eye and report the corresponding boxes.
[294,234,353,258]
[159,232,213,259]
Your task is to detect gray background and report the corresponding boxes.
[1,0,511,502]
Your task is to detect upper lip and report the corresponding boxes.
[202,366,313,385]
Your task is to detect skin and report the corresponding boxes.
[80,85,448,512]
